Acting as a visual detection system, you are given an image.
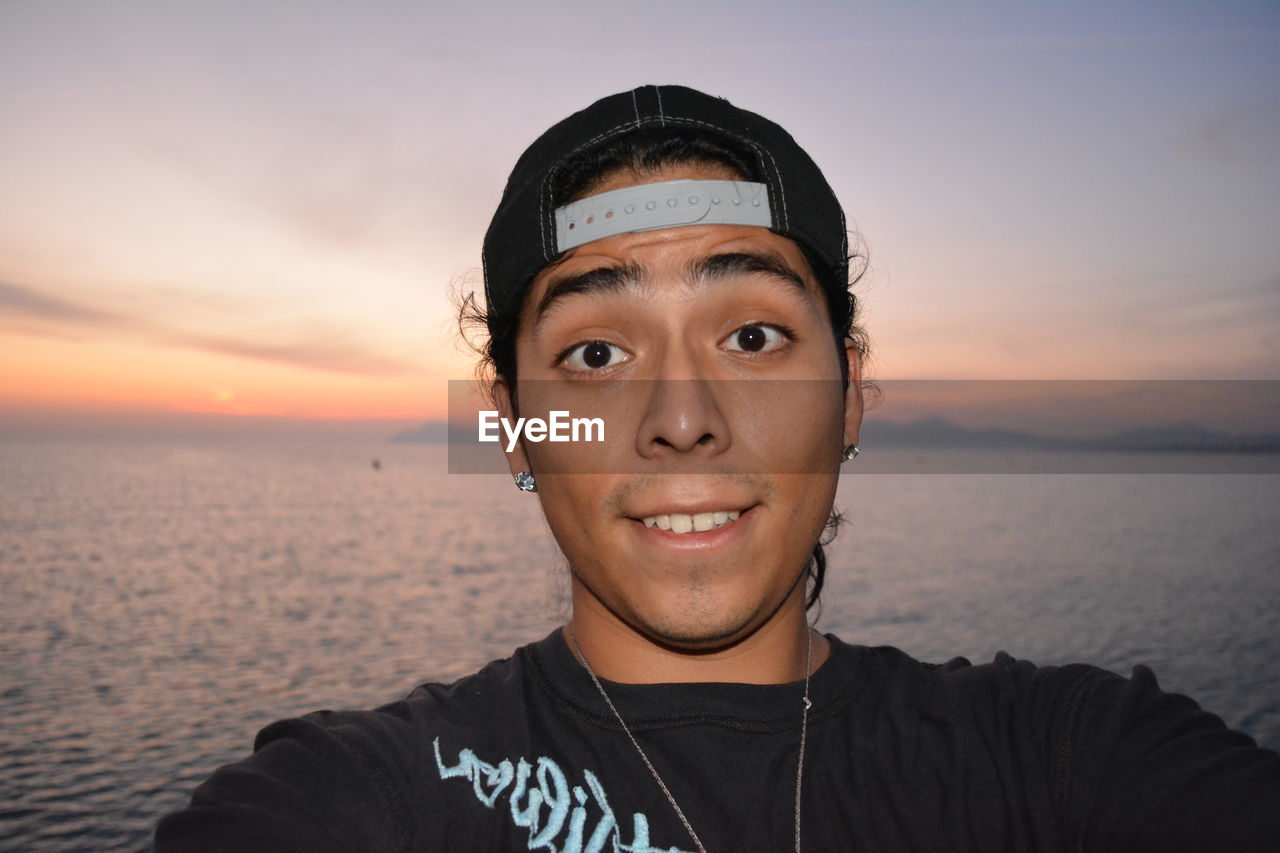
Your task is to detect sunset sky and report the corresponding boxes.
[2,1,1277,437]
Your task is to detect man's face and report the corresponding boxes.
[499,164,862,651]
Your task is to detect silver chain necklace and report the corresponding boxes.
[568,627,814,853]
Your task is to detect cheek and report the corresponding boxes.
[731,383,845,474]
[533,475,613,545]
[785,474,839,532]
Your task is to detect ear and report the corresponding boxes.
[842,339,863,449]
[493,375,531,478]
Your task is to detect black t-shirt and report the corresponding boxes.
[155,629,1280,852]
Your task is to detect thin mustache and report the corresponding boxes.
[601,473,776,516]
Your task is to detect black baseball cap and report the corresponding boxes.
[482,84,849,326]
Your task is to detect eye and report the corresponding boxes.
[723,324,790,354]
[560,340,629,372]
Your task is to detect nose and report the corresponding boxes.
[634,375,731,457]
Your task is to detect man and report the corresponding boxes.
[157,85,1279,852]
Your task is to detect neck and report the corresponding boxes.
[566,581,829,684]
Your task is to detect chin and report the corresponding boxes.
[627,594,772,650]
[643,622,748,650]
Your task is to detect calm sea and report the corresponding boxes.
[1,440,1277,851]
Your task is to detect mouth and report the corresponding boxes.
[640,510,742,535]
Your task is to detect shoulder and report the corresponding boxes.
[247,639,536,754]
[829,635,1111,719]
[831,638,1248,772]
[831,640,1119,780]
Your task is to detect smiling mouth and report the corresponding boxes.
[640,510,742,534]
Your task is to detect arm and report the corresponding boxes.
[155,711,418,853]
[1059,664,1280,852]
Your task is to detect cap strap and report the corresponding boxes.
[554,179,771,252]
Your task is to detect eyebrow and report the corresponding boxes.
[532,250,810,328]
[687,251,808,293]
[534,262,644,325]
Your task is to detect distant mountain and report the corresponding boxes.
[863,417,1280,453]
[1074,423,1280,453]
[390,420,450,444]
[390,416,1280,453]
[861,416,1052,449]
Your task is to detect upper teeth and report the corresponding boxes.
[642,510,741,534]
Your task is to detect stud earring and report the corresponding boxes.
[841,445,860,462]
[514,471,537,492]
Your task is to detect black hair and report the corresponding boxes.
[458,127,871,609]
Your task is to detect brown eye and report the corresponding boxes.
[736,327,767,352]
[582,342,612,368]
[724,324,786,354]
[563,340,628,372]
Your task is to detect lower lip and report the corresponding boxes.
[630,509,753,551]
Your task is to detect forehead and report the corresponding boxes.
[524,222,823,323]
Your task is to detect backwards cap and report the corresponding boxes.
[482,84,848,324]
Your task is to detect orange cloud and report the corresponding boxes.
[0,279,423,377]
[0,333,446,421]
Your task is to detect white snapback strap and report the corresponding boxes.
[554,179,771,252]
